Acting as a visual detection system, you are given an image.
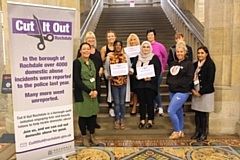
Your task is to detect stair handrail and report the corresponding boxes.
[161,0,204,60]
[169,0,203,44]
[80,0,103,42]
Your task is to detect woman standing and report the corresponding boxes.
[191,46,216,142]
[100,30,117,117]
[126,33,140,115]
[73,42,100,147]
[104,40,133,130]
[146,29,168,116]
[132,41,161,129]
[83,31,103,77]
[166,40,194,140]
[83,31,103,129]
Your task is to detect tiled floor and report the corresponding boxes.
[2,135,240,160]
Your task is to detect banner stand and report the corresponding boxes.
[44,152,75,160]
[7,2,75,160]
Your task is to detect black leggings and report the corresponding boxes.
[196,111,207,119]
[136,88,156,121]
[78,115,96,135]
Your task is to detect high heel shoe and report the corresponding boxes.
[130,112,137,116]
[138,122,145,129]
[146,123,153,129]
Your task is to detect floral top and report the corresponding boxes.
[109,53,127,86]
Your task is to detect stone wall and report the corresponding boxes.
[205,0,240,135]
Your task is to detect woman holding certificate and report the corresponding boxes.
[104,40,133,130]
[126,33,140,115]
[73,42,100,147]
[131,41,161,129]
[166,40,194,140]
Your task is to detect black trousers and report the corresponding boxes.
[135,88,156,121]
[78,115,96,135]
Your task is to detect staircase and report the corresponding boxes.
[74,7,195,137]
[95,7,175,50]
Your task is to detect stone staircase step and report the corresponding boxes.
[98,101,193,112]
[99,93,192,104]
[74,113,195,136]
[77,6,196,137]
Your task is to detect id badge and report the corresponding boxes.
[194,80,199,85]
[90,77,95,83]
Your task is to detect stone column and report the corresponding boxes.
[205,0,240,135]
[194,0,204,24]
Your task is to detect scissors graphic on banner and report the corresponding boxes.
[28,15,54,50]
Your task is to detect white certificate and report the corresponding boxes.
[124,46,140,58]
[136,64,155,80]
[110,63,128,76]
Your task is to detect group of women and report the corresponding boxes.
[73,29,216,147]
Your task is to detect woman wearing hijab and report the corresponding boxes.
[191,46,216,142]
[131,41,161,129]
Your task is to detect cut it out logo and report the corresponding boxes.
[12,15,72,50]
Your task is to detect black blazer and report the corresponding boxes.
[131,55,161,94]
[193,58,216,95]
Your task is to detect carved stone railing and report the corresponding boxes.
[80,0,103,42]
[161,0,204,60]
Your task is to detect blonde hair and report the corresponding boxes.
[84,31,97,48]
[126,33,140,47]
[176,40,187,52]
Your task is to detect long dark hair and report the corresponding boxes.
[197,46,213,61]
[76,42,91,58]
[113,40,123,51]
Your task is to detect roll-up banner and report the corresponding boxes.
[7,2,75,160]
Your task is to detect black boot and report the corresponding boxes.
[94,115,101,129]
[197,118,207,142]
[191,113,201,139]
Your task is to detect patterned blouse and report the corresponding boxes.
[109,53,127,86]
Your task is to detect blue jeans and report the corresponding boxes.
[168,92,190,132]
[154,72,163,108]
[111,84,126,121]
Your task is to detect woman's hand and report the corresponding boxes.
[144,77,151,81]
[107,75,112,79]
[128,71,133,76]
[99,67,103,76]
[192,89,201,97]
[89,90,98,98]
